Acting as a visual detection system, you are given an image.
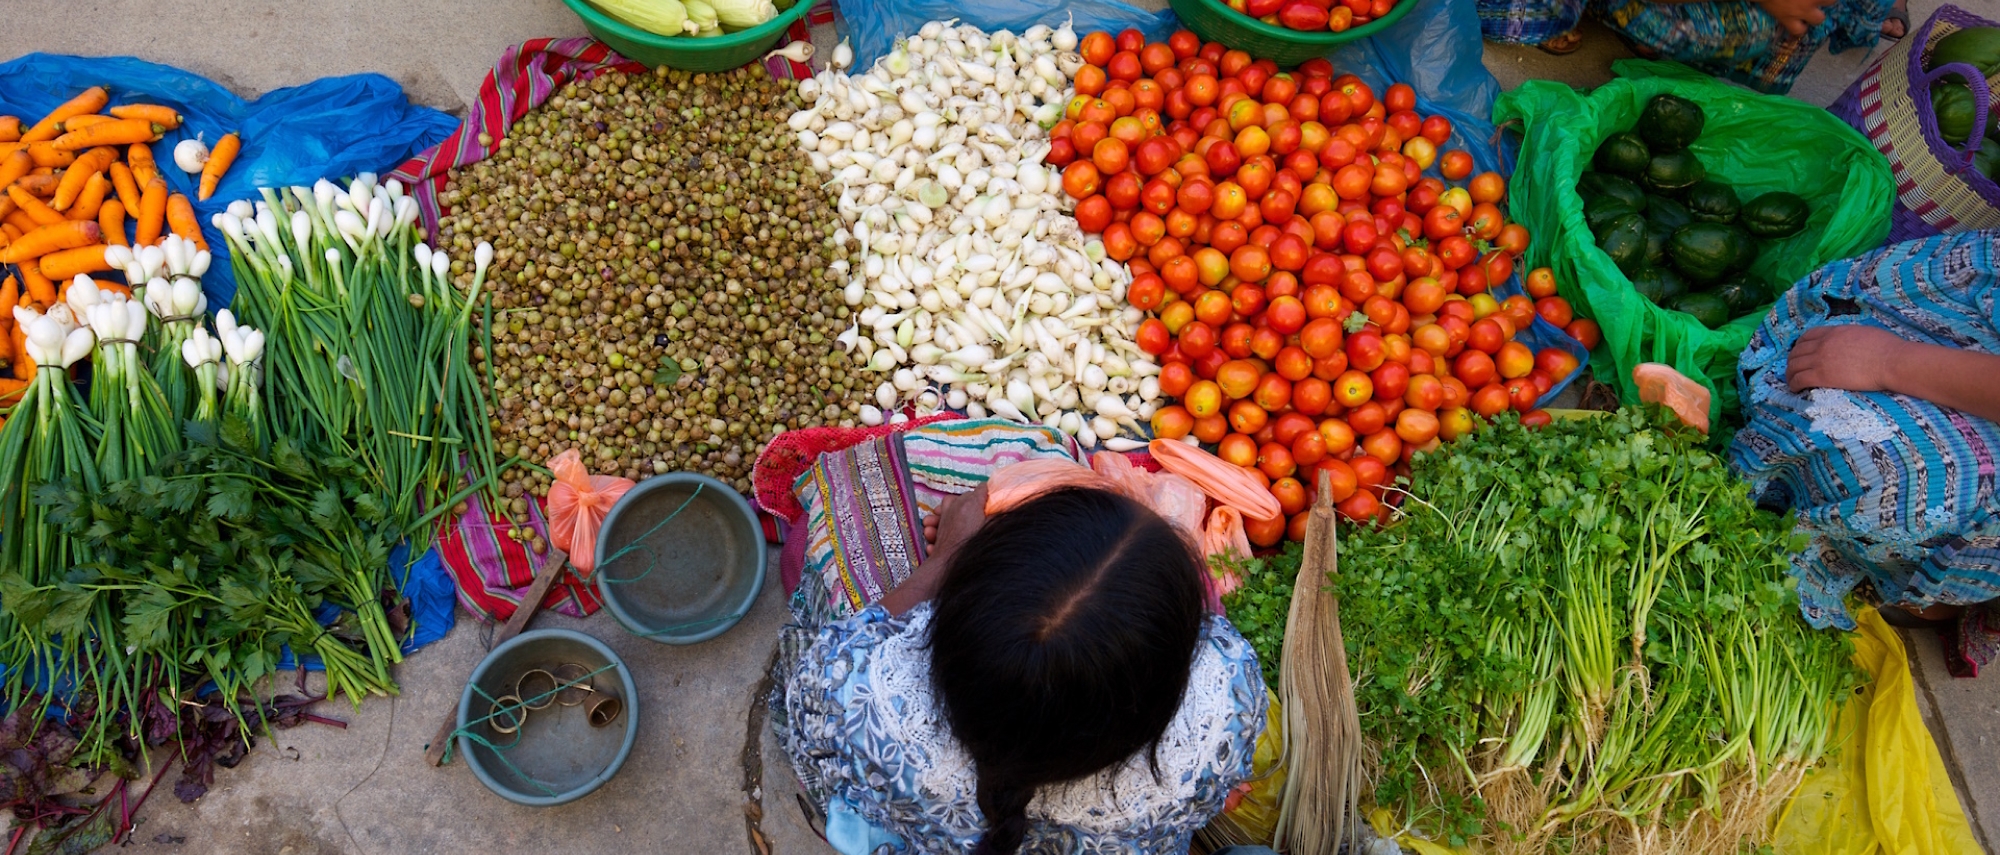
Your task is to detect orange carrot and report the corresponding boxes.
[165,194,205,250]
[134,178,167,246]
[127,143,157,186]
[25,144,75,169]
[8,322,28,379]
[68,172,109,221]
[51,118,162,152]
[0,378,26,405]
[0,224,16,242]
[108,104,183,129]
[0,275,16,309]
[0,220,100,264]
[20,87,108,143]
[198,132,240,201]
[12,175,57,198]
[0,150,30,189]
[56,114,114,133]
[19,262,55,307]
[51,147,114,211]
[37,245,110,281]
[2,211,35,234]
[106,161,140,213]
[7,185,65,227]
[98,199,126,247]
[0,117,20,143]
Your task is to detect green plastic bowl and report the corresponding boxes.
[1167,0,1419,67]
[561,0,815,72]
[594,472,766,645]
[457,629,638,807]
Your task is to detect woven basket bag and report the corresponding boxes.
[1829,4,2000,242]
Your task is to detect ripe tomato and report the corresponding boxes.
[1265,295,1308,334]
[1253,373,1293,411]
[1274,345,1314,381]
[1336,490,1381,524]
[1168,29,1202,59]
[1535,347,1580,381]
[1360,429,1402,464]
[1482,251,1515,288]
[1159,361,1196,397]
[1333,370,1374,408]
[1218,432,1259,468]
[1384,83,1416,114]
[1152,405,1195,440]
[1525,266,1558,299]
[1495,223,1531,257]
[1564,318,1602,350]
[1061,161,1102,198]
[1420,115,1453,146]
[1246,511,1287,546]
[1257,442,1297,479]
[1251,326,1285,361]
[1103,222,1138,261]
[1271,477,1309,517]
[1345,330,1386,371]
[1228,245,1272,283]
[1468,382,1509,417]
[1495,341,1535,379]
[1519,409,1554,429]
[1128,273,1166,311]
[1395,408,1440,445]
[1136,317,1173,355]
[1229,398,1270,434]
[1298,317,1343,358]
[1318,418,1357,457]
[1193,289,1233,327]
[1370,361,1411,402]
[1423,205,1464,242]
[1105,171,1143,211]
[1469,171,1506,204]
[1452,349,1497,388]
[1348,400,1387,436]
[1193,413,1230,444]
[1438,150,1473,181]
[1178,320,1218,358]
[1230,283,1268,318]
[1535,296,1574,329]
[1293,376,1333,415]
[1081,31,1115,66]
[1505,377,1540,411]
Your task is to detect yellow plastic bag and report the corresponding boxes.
[1770,606,1980,855]
[1214,691,1289,843]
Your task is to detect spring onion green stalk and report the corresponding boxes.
[139,237,211,422]
[181,327,224,425]
[214,309,267,451]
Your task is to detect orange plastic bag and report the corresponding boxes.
[546,449,635,575]
[984,458,1109,513]
[1632,363,1711,434]
[1090,451,1206,536]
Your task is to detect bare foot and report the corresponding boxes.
[1540,30,1584,55]
[1882,0,1908,40]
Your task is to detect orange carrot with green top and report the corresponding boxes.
[127,143,157,186]
[37,245,111,281]
[20,87,108,143]
[7,185,65,227]
[19,261,55,307]
[0,117,20,143]
[51,119,163,152]
[107,104,183,130]
[68,172,109,221]
[165,193,205,249]
[0,150,31,189]
[107,160,140,212]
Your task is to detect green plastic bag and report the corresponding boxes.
[1493,60,1894,420]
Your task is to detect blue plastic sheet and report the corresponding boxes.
[0,55,460,676]
[0,53,458,305]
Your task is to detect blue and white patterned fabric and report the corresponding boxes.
[1730,231,2000,671]
[772,603,1267,854]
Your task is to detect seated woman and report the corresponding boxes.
[1731,230,2000,677]
[771,481,1267,853]
[1477,0,1903,94]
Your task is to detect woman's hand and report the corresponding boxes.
[1756,0,1835,37]
[925,484,989,562]
[1787,325,1909,394]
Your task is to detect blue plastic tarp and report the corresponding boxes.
[0,55,461,675]
[0,53,459,305]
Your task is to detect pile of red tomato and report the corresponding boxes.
[1050,29,1604,540]
[1229,0,1395,34]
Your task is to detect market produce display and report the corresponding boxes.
[1224,408,1860,853]
[1583,94,1809,328]
[790,22,1161,447]
[1051,28,1588,540]
[434,66,855,501]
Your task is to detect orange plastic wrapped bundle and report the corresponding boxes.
[1632,363,1711,433]
[1089,451,1206,536]
[545,449,635,575]
[983,458,1109,513]
[1148,439,1283,522]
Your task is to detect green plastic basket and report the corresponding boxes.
[561,0,815,73]
[1167,0,1419,67]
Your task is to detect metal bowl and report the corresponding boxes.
[593,472,766,644]
[456,629,639,806]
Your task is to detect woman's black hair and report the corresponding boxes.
[927,486,1208,855]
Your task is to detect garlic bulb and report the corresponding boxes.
[174,138,210,174]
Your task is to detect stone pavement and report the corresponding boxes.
[1,0,1994,852]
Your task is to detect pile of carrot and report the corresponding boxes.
[0,85,241,418]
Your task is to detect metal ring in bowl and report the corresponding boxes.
[553,662,596,706]
[585,694,623,728]
[515,669,558,710]
[489,695,527,735]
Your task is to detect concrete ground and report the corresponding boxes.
[3,1,1996,853]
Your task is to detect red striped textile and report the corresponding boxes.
[437,488,605,622]
[388,37,645,239]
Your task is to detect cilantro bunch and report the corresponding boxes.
[1226,408,1859,852]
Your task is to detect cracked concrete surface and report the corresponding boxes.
[1,0,1994,852]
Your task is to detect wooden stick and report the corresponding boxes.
[424,545,569,767]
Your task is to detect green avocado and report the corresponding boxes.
[1739,191,1811,240]
[1593,131,1653,178]
[1682,180,1741,224]
[1599,213,1650,273]
[1643,149,1707,196]
[1668,292,1732,329]
[1669,222,1749,284]
[1646,194,1693,230]
[1579,171,1649,211]
[1638,93,1706,153]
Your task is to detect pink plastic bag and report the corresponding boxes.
[1090,452,1206,537]
[546,449,635,576]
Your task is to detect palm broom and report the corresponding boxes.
[1273,469,1364,854]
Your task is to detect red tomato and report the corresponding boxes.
[1179,320,1218,358]
[1535,296,1574,329]
[1137,318,1172,355]
[1564,318,1602,350]
[1265,296,1308,334]
[1505,377,1540,411]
